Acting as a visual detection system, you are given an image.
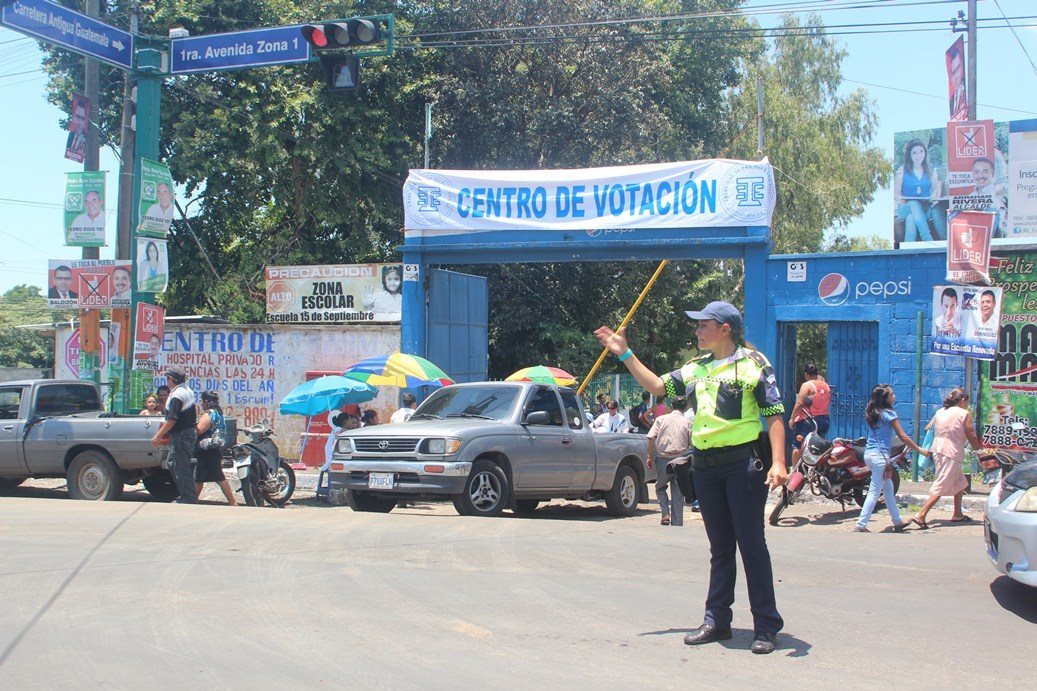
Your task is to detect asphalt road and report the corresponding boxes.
[0,493,1033,688]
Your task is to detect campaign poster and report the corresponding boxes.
[136,237,169,293]
[133,303,165,371]
[931,285,1002,360]
[979,254,1037,451]
[946,120,996,195]
[946,211,993,284]
[1007,119,1037,238]
[108,308,130,385]
[64,171,107,247]
[946,36,967,122]
[46,259,131,309]
[892,128,949,243]
[265,263,403,323]
[137,158,175,237]
[64,93,89,163]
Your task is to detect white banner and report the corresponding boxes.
[403,158,776,234]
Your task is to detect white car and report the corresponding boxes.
[985,460,1037,588]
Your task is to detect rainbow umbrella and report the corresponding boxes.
[505,366,577,387]
[343,352,454,389]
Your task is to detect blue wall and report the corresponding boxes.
[764,248,966,437]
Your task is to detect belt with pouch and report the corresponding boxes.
[692,440,758,469]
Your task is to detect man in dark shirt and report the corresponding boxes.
[632,390,653,434]
[151,366,198,503]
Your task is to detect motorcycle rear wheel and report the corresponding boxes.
[768,488,791,526]
[853,471,901,508]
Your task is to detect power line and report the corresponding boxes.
[0,68,43,79]
[842,78,1037,116]
[993,0,1037,84]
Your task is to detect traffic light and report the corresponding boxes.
[301,19,382,50]
[320,54,360,94]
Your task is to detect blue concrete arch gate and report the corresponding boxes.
[398,159,781,384]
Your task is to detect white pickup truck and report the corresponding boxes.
[329,381,650,516]
[0,379,174,500]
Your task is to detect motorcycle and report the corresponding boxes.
[769,421,912,525]
[978,422,1035,485]
[230,420,296,507]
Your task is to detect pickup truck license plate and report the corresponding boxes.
[368,472,394,489]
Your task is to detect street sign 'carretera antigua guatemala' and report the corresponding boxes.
[1,0,133,70]
[170,25,311,74]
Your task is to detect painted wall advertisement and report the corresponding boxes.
[56,323,402,462]
[47,259,132,309]
[63,171,107,247]
[980,254,1037,451]
[265,263,403,323]
[930,285,1003,360]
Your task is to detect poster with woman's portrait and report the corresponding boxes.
[892,129,949,244]
[135,237,168,293]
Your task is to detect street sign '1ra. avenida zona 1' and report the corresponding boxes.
[170,25,311,74]
[1,0,133,69]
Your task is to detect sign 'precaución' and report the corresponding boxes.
[171,25,311,74]
[1,0,133,69]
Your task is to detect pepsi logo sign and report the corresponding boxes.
[818,273,850,305]
[816,273,914,306]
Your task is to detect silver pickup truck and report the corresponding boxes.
[328,381,649,517]
[0,379,173,501]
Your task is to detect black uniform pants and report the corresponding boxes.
[692,453,783,635]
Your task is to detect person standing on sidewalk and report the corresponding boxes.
[647,396,692,526]
[855,384,930,533]
[150,367,199,504]
[595,301,788,655]
[909,388,982,529]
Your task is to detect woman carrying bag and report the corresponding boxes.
[194,391,237,506]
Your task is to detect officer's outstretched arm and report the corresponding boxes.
[593,325,665,396]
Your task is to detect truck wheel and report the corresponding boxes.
[67,450,124,501]
[347,490,397,513]
[142,472,179,502]
[605,464,640,517]
[513,499,540,515]
[453,460,509,517]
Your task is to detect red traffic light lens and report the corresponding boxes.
[301,25,328,48]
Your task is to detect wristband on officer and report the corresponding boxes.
[618,348,634,362]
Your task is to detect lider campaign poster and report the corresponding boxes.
[946,210,993,285]
[47,259,132,309]
[64,93,90,163]
[132,303,165,371]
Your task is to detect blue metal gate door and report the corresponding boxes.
[426,269,488,383]
[776,323,799,416]
[826,322,879,441]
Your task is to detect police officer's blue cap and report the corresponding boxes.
[684,301,743,330]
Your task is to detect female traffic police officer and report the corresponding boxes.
[595,301,788,655]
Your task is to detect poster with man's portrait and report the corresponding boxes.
[137,158,175,237]
[931,285,1002,360]
[64,93,90,163]
[133,302,165,371]
[946,37,967,122]
[64,171,107,247]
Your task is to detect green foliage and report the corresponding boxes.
[725,14,891,254]
[825,232,892,252]
[39,2,889,381]
[0,285,68,369]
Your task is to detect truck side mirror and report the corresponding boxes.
[523,410,551,426]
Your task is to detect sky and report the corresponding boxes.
[2,0,1037,295]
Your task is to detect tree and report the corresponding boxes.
[725,14,890,254]
[0,285,66,369]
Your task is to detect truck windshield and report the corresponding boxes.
[415,385,519,422]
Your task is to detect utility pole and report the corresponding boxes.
[78,0,102,385]
[964,0,977,404]
[116,1,138,262]
[424,102,432,169]
[966,0,977,120]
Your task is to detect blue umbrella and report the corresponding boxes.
[278,375,377,416]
